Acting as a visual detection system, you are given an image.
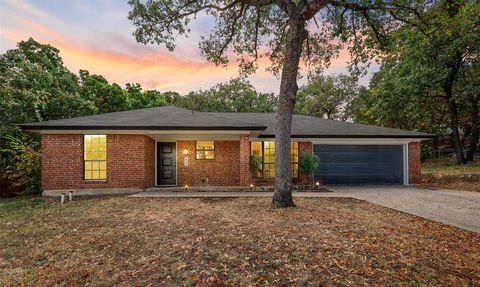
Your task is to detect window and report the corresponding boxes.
[291,141,299,179]
[250,141,299,179]
[84,135,107,180]
[263,141,275,178]
[196,141,215,160]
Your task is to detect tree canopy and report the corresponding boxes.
[175,78,277,113]
[295,73,360,121]
[353,0,480,163]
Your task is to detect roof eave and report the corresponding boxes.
[19,125,267,131]
[258,134,435,139]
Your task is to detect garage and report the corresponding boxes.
[313,145,405,185]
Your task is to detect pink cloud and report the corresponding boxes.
[0,0,366,94]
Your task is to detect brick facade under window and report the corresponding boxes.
[177,140,242,186]
[41,134,155,191]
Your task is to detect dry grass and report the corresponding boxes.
[421,160,480,192]
[1,196,479,286]
[422,159,480,175]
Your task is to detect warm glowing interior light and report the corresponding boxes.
[315,182,320,186]
[183,149,188,155]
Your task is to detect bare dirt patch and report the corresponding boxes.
[1,197,479,286]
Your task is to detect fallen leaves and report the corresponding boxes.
[0,197,478,286]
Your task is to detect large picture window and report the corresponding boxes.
[250,141,299,179]
[196,141,215,160]
[84,135,107,180]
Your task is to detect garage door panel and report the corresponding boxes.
[320,163,401,173]
[314,145,404,185]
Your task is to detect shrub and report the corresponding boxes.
[0,131,41,195]
[249,154,262,180]
[298,152,320,186]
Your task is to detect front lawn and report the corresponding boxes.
[0,196,479,286]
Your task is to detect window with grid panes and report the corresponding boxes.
[84,135,107,180]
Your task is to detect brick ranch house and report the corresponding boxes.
[20,106,434,195]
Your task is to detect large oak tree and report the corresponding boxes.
[128,0,428,207]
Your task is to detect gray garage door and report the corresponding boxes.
[313,145,404,185]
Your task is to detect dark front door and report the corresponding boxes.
[157,142,176,185]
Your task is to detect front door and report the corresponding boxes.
[157,142,176,185]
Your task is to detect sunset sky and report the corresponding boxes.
[0,0,375,94]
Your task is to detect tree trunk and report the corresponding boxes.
[447,95,465,164]
[444,53,466,164]
[273,18,307,208]
[466,93,479,161]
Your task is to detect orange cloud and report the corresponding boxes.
[1,1,357,94]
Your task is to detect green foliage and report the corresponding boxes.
[0,129,41,195]
[0,38,97,125]
[249,154,263,179]
[128,0,422,76]
[126,83,169,109]
[352,1,479,163]
[296,74,360,120]
[79,70,129,113]
[172,78,277,113]
[298,152,320,175]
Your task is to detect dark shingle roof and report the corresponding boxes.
[20,106,267,131]
[20,106,434,138]
[207,112,434,138]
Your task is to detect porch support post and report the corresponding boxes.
[239,134,250,187]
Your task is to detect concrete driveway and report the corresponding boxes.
[133,186,480,233]
[325,186,480,233]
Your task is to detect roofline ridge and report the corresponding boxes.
[297,114,434,136]
[20,105,197,126]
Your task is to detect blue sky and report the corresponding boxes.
[0,0,374,94]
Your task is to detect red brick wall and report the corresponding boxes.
[41,134,155,190]
[144,137,155,188]
[239,134,250,187]
[177,140,240,186]
[408,142,421,184]
[298,141,313,185]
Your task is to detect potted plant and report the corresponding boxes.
[249,154,262,184]
[298,152,320,189]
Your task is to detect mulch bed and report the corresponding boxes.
[1,197,479,286]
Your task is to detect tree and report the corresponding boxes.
[129,0,429,207]
[296,74,360,120]
[173,78,277,112]
[0,38,97,195]
[353,1,479,164]
[79,70,130,113]
[126,83,168,109]
[0,38,97,125]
